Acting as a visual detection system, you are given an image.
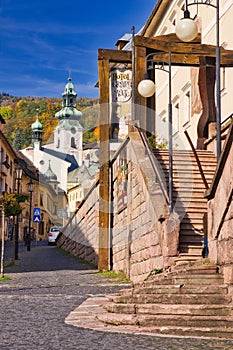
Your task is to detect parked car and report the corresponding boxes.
[47,226,60,245]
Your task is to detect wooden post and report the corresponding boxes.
[134,45,147,131]
[98,54,110,271]
[1,209,5,278]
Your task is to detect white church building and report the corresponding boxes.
[20,77,84,192]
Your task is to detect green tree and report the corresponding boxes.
[12,127,23,150]
[0,106,14,120]
[0,193,22,217]
[0,193,28,277]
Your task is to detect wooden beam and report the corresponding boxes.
[134,46,147,130]
[154,32,201,44]
[134,35,233,67]
[98,48,132,63]
[151,52,200,66]
[98,57,110,271]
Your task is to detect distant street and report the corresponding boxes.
[0,241,232,350]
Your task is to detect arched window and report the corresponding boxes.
[71,137,76,148]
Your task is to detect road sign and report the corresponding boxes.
[33,207,41,223]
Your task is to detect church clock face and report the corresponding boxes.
[71,127,76,134]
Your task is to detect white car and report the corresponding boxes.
[47,226,60,245]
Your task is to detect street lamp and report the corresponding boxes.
[15,165,22,260]
[27,179,34,252]
[175,0,221,159]
[138,51,173,213]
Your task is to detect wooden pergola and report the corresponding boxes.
[97,34,233,270]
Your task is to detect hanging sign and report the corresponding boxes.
[111,68,132,103]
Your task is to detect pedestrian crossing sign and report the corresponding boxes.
[33,207,41,223]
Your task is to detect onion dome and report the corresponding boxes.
[55,76,82,120]
[32,116,43,131]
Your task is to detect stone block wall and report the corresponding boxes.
[58,130,179,283]
[57,183,99,266]
[207,124,233,284]
[111,133,176,284]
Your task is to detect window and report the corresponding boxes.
[71,137,76,148]
[40,194,43,206]
[221,67,226,91]
[174,102,180,134]
[169,10,176,26]
[1,148,4,163]
[183,90,191,125]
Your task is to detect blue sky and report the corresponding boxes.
[0,0,157,98]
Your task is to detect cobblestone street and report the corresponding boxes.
[0,241,233,350]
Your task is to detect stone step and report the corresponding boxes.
[153,152,217,164]
[156,168,215,179]
[146,264,219,281]
[177,206,207,214]
[131,284,228,295]
[179,245,203,255]
[175,264,219,275]
[98,312,233,330]
[153,150,216,159]
[165,166,215,174]
[173,193,206,201]
[175,200,207,208]
[182,214,205,221]
[111,293,232,305]
[141,274,224,287]
[143,325,233,339]
[105,302,233,316]
[139,315,233,329]
[171,182,209,189]
[174,254,207,265]
[179,224,204,231]
[174,274,224,284]
[179,234,204,244]
[98,313,233,339]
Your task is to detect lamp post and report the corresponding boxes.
[138,51,173,213]
[27,179,34,252]
[15,165,22,260]
[175,0,221,159]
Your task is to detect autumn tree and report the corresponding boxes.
[12,127,23,150]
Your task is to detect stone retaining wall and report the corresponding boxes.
[57,183,99,266]
[207,122,233,285]
[57,131,180,283]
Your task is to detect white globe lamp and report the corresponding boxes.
[137,79,156,98]
[176,18,198,42]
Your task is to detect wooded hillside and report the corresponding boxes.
[0,93,99,149]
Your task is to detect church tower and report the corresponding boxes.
[32,109,43,149]
[54,76,83,165]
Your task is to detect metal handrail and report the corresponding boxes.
[184,130,209,190]
[136,127,169,205]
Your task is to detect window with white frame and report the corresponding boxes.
[169,10,177,27]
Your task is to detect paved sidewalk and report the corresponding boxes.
[1,242,233,349]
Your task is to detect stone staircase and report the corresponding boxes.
[152,149,217,264]
[97,261,233,339]
[94,144,231,338]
